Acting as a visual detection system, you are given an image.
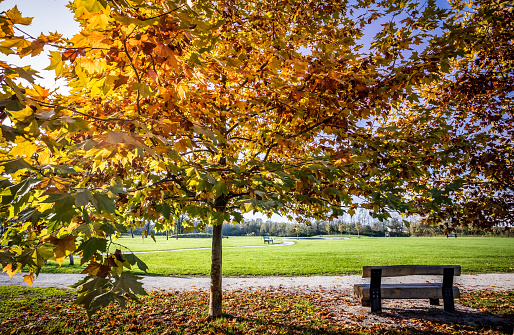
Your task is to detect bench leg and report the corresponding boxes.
[361,299,370,307]
[443,268,455,312]
[370,295,381,313]
[370,268,382,312]
[429,298,440,306]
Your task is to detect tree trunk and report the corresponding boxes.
[209,223,223,318]
[68,254,74,266]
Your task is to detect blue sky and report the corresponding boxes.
[2,0,80,89]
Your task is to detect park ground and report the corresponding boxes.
[0,236,513,334]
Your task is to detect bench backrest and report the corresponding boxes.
[362,265,461,278]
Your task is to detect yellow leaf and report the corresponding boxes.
[177,83,187,100]
[9,106,33,123]
[6,6,33,25]
[79,58,103,74]
[9,137,38,158]
[22,273,34,287]
[87,13,110,30]
[2,264,16,278]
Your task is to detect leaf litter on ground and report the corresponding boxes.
[0,285,512,334]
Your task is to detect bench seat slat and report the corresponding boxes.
[354,283,460,300]
[362,265,461,278]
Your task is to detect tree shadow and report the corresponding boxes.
[369,305,513,334]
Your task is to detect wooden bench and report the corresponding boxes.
[353,265,461,313]
[263,236,273,244]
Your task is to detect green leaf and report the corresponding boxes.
[17,207,40,224]
[0,158,32,174]
[213,182,228,197]
[75,189,97,208]
[41,193,77,224]
[12,66,39,84]
[75,237,107,261]
[113,272,147,296]
[92,192,116,213]
[39,164,78,175]
[155,203,171,220]
[130,82,154,98]
[123,253,148,273]
[0,125,22,141]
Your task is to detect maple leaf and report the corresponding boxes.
[9,138,38,158]
[45,51,64,77]
[79,58,103,74]
[80,261,110,278]
[87,12,110,30]
[6,6,33,25]
[25,84,50,99]
[46,234,77,265]
[39,176,72,193]
[2,264,16,278]
[22,272,34,287]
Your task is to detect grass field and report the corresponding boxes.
[108,235,270,252]
[42,236,514,276]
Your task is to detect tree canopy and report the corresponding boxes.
[0,0,512,317]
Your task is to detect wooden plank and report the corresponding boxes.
[362,265,461,277]
[354,283,461,300]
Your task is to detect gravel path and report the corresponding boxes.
[1,272,513,292]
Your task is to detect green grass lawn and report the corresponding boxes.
[42,236,514,276]
[108,235,269,252]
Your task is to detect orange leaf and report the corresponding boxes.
[22,273,34,287]
[39,176,71,193]
[2,264,16,278]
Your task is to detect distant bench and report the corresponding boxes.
[353,265,461,313]
[446,233,457,238]
[263,236,273,244]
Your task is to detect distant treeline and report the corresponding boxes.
[128,217,513,238]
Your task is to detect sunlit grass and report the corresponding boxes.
[40,236,514,277]
[108,235,273,252]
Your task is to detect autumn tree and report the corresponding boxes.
[1,0,511,318]
[373,0,513,230]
